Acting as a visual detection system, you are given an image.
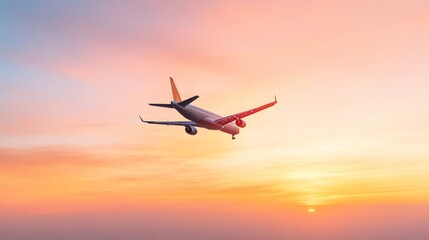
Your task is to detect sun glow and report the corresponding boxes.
[307,208,316,213]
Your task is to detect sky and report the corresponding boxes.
[1,0,429,239]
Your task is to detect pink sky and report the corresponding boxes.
[1,1,429,239]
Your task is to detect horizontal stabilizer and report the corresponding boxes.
[178,95,199,107]
[148,103,174,108]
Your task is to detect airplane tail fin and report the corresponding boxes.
[148,78,197,108]
[170,77,182,102]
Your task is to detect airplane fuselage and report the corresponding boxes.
[171,101,240,135]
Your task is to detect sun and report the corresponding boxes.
[307,208,316,213]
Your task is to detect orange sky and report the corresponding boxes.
[1,1,429,239]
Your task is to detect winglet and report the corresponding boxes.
[274,95,277,103]
[139,115,146,123]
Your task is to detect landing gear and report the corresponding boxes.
[232,135,236,140]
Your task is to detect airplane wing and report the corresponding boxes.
[214,96,277,126]
[139,116,198,126]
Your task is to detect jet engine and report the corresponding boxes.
[185,125,197,135]
[235,119,246,128]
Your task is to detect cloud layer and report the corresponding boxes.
[1,0,429,239]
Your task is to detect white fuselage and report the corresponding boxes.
[171,101,239,135]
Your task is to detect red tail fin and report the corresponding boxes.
[170,77,181,101]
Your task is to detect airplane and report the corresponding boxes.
[139,77,277,140]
